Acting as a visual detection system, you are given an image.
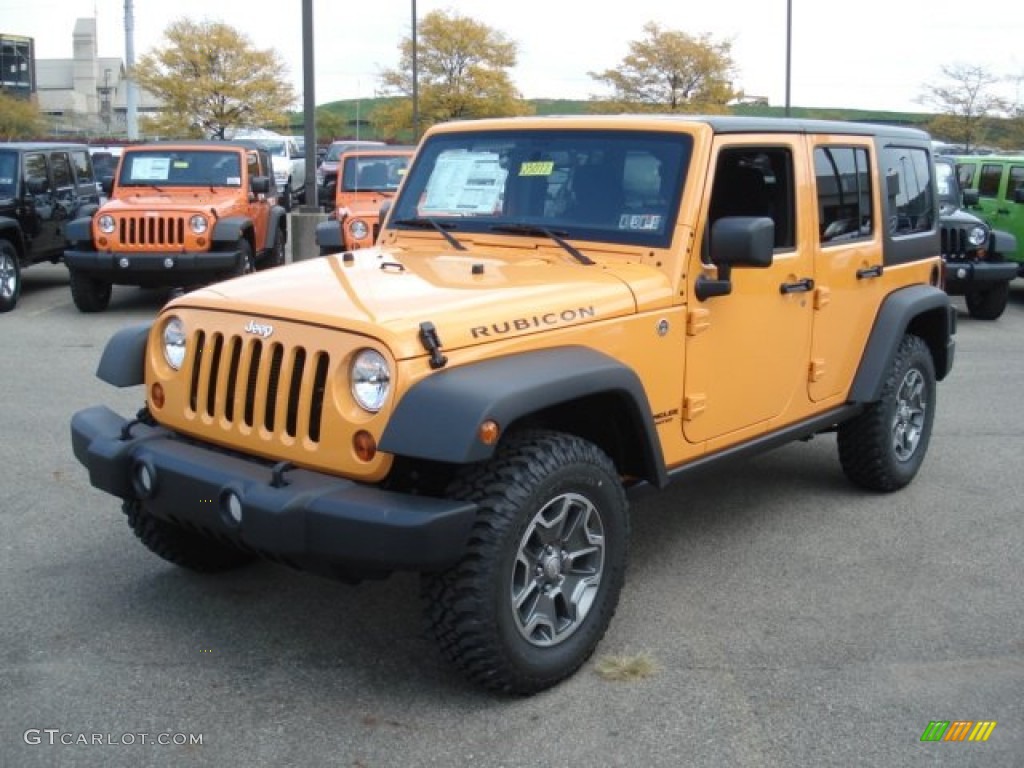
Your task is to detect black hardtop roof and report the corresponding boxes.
[121,139,257,151]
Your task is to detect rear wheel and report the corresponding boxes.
[422,430,629,695]
[964,281,1009,320]
[69,269,112,312]
[838,334,936,491]
[0,241,20,313]
[264,227,286,269]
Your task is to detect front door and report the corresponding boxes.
[683,138,814,447]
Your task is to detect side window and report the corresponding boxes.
[881,146,934,236]
[70,150,95,186]
[814,145,873,244]
[51,152,73,190]
[956,163,976,190]
[1007,165,1024,201]
[707,146,795,254]
[24,152,50,192]
[978,164,1002,197]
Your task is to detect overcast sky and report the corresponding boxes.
[3,0,1022,113]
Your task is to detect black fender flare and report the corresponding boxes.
[211,216,252,246]
[379,346,668,486]
[315,219,343,249]
[990,229,1017,258]
[261,206,288,252]
[848,285,955,403]
[0,217,26,257]
[96,322,152,387]
[66,216,94,244]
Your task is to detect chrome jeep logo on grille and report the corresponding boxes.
[244,320,274,338]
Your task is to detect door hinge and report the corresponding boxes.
[814,285,831,310]
[808,358,826,383]
[683,394,707,420]
[686,308,711,336]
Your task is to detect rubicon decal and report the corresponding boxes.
[470,306,596,338]
[920,720,997,742]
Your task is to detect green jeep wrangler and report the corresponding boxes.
[954,155,1024,279]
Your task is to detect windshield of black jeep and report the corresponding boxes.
[118,150,243,187]
[341,154,412,193]
[389,129,693,248]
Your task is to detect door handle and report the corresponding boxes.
[779,278,814,294]
[856,265,883,279]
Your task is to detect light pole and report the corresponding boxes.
[412,0,419,141]
[784,0,792,117]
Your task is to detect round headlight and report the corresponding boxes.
[162,316,187,370]
[189,215,208,235]
[349,220,370,240]
[98,214,115,234]
[351,349,390,412]
[967,225,988,248]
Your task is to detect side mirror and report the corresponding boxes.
[26,176,49,195]
[250,176,270,195]
[696,216,775,301]
[379,199,393,226]
[101,176,114,196]
[962,189,979,206]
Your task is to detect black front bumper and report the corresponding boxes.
[64,248,240,284]
[943,259,1019,292]
[71,406,477,575]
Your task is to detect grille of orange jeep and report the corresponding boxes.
[187,331,330,444]
[116,215,187,247]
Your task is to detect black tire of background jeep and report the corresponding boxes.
[264,226,286,269]
[422,430,629,695]
[231,238,255,278]
[964,281,1009,321]
[838,334,936,492]
[280,182,293,212]
[0,240,20,313]
[69,268,112,313]
[124,500,255,572]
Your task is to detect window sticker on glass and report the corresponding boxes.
[226,176,241,186]
[130,157,171,180]
[618,213,663,231]
[421,151,507,215]
[519,161,554,177]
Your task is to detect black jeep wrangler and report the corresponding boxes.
[0,143,101,312]
[936,155,1017,320]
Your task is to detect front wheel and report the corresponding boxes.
[69,269,112,312]
[964,281,1009,320]
[230,239,255,278]
[422,430,629,695]
[0,240,20,312]
[838,334,936,491]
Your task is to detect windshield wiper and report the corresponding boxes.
[392,217,466,251]
[489,224,594,265]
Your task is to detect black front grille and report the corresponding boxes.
[188,331,329,443]
[118,215,186,246]
[941,226,971,258]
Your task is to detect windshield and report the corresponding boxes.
[390,129,692,248]
[262,141,286,157]
[118,149,243,187]
[341,154,412,192]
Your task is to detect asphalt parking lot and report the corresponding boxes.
[2,263,1023,767]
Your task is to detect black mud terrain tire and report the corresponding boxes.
[838,334,936,491]
[964,281,1009,321]
[422,430,629,695]
[124,500,255,573]
[69,268,112,313]
[231,238,255,278]
[0,240,20,313]
[265,226,286,269]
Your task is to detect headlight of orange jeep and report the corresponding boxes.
[351,349,390,412]
[189,215,209,235]
[349,220,370,240]
[162,316,187,371]
[97,214,115,234]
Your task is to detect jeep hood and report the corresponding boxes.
[103,189,242,212]
[177,246,671,360]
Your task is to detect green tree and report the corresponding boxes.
[919,64,1005,153]
[0,92,45,139]
[589,22,738,113]
[132,19,296,139]
[375,10,532,140]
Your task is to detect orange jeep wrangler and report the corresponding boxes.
[71,116,955,694]
[63,140,288,312]
[315,146,415,253]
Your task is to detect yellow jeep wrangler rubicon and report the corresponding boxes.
[71,116,956,694]
[63,140,288,312]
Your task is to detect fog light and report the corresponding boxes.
[163,257,174,269]
[119,257,130,268]
[221,490,243,525]
[133,461,156,498]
